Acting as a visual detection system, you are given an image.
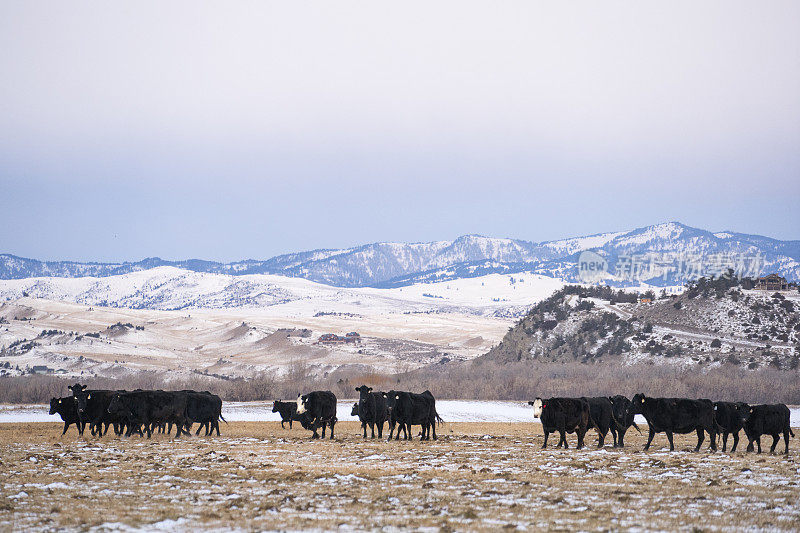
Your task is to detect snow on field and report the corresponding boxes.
[0,266,565,316]
[3,401,799,426]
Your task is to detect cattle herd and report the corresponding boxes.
[529,394,795,454]
[49,384,795,454]
[49,384,224,438]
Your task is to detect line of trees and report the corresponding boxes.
[3,360,799,405]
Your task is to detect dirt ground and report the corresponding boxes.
[1,422,798,532]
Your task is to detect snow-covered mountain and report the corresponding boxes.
[2,222,798,287]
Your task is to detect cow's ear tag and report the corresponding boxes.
[395,395,399,400]
[58,399,61,404]
[87,394,91,400]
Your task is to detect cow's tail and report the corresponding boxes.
[219,413,228,424]
[587,412,599,433]
[630,420,642,434]
[714,422,724,446]
[790,428,795,438]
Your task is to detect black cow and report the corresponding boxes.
[383,391,408,441]
[585,397,623,448]
[529,397,591,449]
[630,394,717,451]
[272,400,298,429]
[70,386,125,437]
[296,391,337,439]
[107,390,191,438]
[608,395,641,447]
[743,404,794,454]
[185,391,224,436]
[713,401,750,452]
[49,396,85,435]
[354,385,388,439]
[383,390,442,441]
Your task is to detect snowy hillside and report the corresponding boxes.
[0,266,565,316]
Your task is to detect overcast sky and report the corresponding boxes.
[1,1,798,262]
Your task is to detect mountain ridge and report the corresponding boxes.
[2,222,799,287]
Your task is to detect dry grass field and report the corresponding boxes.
[1,422,799,532]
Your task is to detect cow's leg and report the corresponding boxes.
[644,427,656,450]
[370,422,376,439]
[577,428,586,450]
[694,428,704,452]
[617,428,626,448]
[329,420,335,439]
[320,420,327,439]
[730,431,739,452]
[362,422,367,439]
[721,432,728,452]
[770,434,779,454]
[62,422,69,435]
[280,420,285,429]
[708,427,717,451]
[431,419,437,441]
[559,430,567,449]
[597,428,606,448]
[377,421,383,439]
[756,437,762,453]
[542,430,549,449]
[783,429,790,454]
[666,431,675,451]
[405,423,412,441]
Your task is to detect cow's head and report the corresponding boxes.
[382,390,398,411]
[107,394,124,415]
[351,402,359,417]
[528,398,544,418]
[296,394,307,415]
[733,402,751,423]
[271,401,281,413]
[69,384,89,417]
[630,393,647,415]
[49,397,61,415]
[355,385,372,396]
[609,395,632,422]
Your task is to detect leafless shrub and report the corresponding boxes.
[1,361,798,404]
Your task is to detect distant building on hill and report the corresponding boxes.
[754,274,788,291]
[317,333,345,344]
[317,332,361,345]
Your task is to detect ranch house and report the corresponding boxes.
[754,274,788,291]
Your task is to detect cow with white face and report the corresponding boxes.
[528,398,544,418]
[294,391,337,439]
[528,397,591,449]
